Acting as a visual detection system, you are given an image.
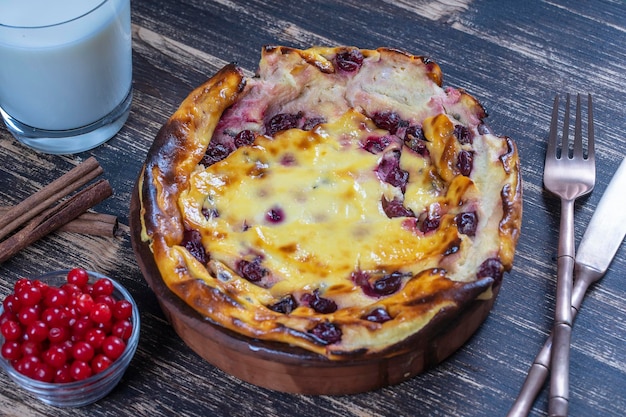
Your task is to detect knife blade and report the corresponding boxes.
[575,157,626,275]
[508,156,626,417]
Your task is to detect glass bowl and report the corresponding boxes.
[0,270,140,407]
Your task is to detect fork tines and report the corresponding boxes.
[549,93,595,161]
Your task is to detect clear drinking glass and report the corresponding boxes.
[0,0,132,154]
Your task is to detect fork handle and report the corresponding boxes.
[549,199,576,416]
[507,266,602,417]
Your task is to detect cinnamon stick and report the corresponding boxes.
[0,179,113,263]
[58,213,120,237]
[0,157,103,240]
[0,207,119,237]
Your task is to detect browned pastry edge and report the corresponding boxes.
[141,63,246,248]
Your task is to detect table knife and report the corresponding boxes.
[508,156,626,417]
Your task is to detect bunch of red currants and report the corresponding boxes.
[0,268,133,383]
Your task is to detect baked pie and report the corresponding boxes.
[138,46,522,360]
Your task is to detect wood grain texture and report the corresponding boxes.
[1,0,625,416]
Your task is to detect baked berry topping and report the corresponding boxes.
[404,125,429,156]
[202,207,219,220]
[302,116,326,131]
[455,211,478,236]
[301,290,337,314]
[381,196,415,218]
[352,270,406,297]
[335,49,364,72]
[265,206,285,223]
[362,135,391,154]
[457,150,474,176]
[371,271,404,296]
[233,129,256,148]
[236,257,267,283]
[376,151,409,191]
[351,269,369,285]
[361,307,392,323]
[268,295,297,314]
[420,206,441,233]
[182,229,208,264]
[280,153,297,166]
[309,322,342,345]
[372,111,402,134]
[265,112,303,136]
[202,142,233,166]
[477,258,504,282]
[454,125,473,145]
[444,239,461,256]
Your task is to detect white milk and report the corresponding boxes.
[0,0,131,151]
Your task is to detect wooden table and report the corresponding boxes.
[1,1,625,416]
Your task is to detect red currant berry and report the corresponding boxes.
[1,319,22,341]
[32,362,55,382]
[14,278,33,293]
[43,346,68,369]
[94,294,116,309]
[48,326,70,344]
[41,307,71,328]
[112,320,133,341]
[0,310,17,326]
[25,320,49,343]
[51,340,74,359]
[71,317,93,341]
[84,328,106,350]
[17,305,40,326]
[67,268,89,288]
[89,302,112,324]
[3,294,22,314]
[1,341,22,361]
[43,287,69,309]
[32,280,49,295]
[92,278,114,297]
[20,340,42,358]
[17,355,40,378]
[54,364,73,383]
[111,320,133,342]
[72,341,95,362]
[15,285,43,307]
[69,360,92,381]
[60,283,82,296]
[12,357,27,375]
[113,300,133,321]
[102,335,126,360]
[75,293,95,316]
[94,320,113,334]
[91,354,113,374]
[84,284,94,296]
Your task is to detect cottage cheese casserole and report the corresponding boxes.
[138,46,522,360]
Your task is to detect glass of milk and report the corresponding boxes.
[0,0,132,154]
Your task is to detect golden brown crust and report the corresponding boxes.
[141,64,246,247]
[139,46,522,360]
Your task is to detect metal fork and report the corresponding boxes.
[543,93,595,417]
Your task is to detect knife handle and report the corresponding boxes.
[507,340,551,417]
[507,266,601,417]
